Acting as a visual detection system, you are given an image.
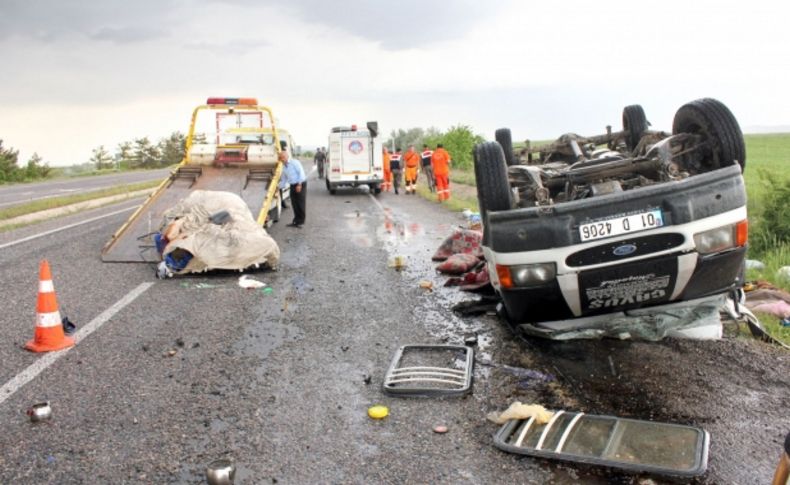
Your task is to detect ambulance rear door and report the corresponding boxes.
[340,130,372,175]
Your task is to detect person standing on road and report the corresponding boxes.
[403,145,420,194]
[314,147,327,179]
[382,146,392,192]
[278,146,307,227]
[420,144,436,193]
[390,148,403,195]
[432,143,452,202]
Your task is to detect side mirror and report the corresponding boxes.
[367,121,379,138]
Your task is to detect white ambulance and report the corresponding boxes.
[325,122,384,195]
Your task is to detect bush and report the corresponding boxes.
[751,171,790,254]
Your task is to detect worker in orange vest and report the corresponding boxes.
[431,143,452,201]
[382,147,392,192]
[403,145,420,194]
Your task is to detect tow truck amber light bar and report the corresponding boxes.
[206,97,258,106]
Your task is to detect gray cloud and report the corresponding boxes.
[90,27,168,44]
[184,38,271,56]
[0,0,180,42]
[223,0,507,49]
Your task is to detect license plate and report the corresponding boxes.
[579,209,664,242]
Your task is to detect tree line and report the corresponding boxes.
[0,140,51,183]
[89,132,187,170]
[384,125,484,171]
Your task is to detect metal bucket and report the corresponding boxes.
[206,459,235,485]
[27,402,52,422]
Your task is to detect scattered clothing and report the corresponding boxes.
[436,253,481,275]
[432,228,483,261]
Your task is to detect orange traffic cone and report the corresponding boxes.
[25,260,74,353]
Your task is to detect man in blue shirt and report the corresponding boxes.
[278,147,307,227]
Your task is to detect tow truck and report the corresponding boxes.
[102,97,287,262]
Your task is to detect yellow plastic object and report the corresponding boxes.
[368,405,389,420]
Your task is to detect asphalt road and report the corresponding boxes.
[0,164,787,484]
[0,168,172,208]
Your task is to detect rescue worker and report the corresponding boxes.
[420,144,435,193]
[389,148,403,195]
[403,145,420,194]
[314,147,327,179]
[382,147,392,192]
[278,144,307,227]
[431,143,452,201]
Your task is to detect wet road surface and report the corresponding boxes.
[0,164,787,484]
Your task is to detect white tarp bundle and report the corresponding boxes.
[160,190,280,274]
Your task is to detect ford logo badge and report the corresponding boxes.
[613,244,637,256]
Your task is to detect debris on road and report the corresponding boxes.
[367,405,389,420]
[500,366,556,388]
[432,425,449,434]
[418,280,433,291]
[383,345,474,397]
[206,458,236,485]
[26,402,52,422]
[493,410,710,477]
[388,256,406,271]
[451,297,499,317]
[487,402,554,425]
[435,253,480,275]
[61,316,76,335]
[431,228,483,262]
[238,275,266,290]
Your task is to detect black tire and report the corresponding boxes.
[473,142,513,220]
[672,98,746,171]
[622,104,648,152]
[373,184,382,195]
[325,178,336,195]
[495,128,515,166]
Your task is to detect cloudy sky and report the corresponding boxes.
[1,0,788,165]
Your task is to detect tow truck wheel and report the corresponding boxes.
[622,104,648,153]
[372,184,382,195]
[473,142,513,219]
[495,128,515,166]
[672,98,746,172]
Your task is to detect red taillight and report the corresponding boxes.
[495,265,513,289]
[736,220,748,246]
[331,167,341,173]
[351,124,357,131]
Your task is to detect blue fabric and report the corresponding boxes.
[165,251,193,271]
[154,232,168,254]
[278,157,307,189]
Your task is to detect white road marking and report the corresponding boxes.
[368,192,386,213]
[0,206,135,251]
[0,282,154,406]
